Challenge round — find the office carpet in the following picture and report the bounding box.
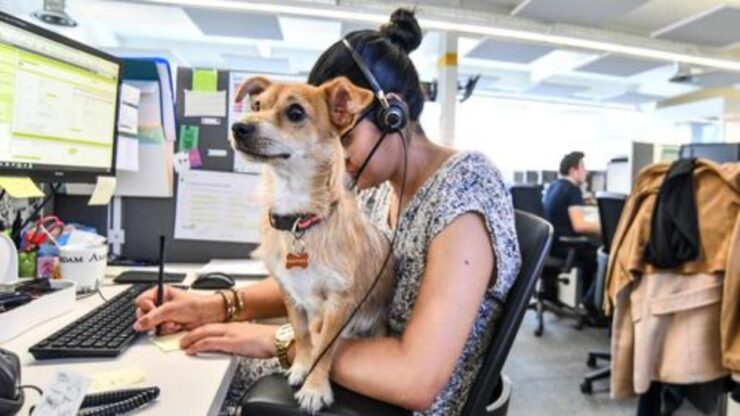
[504,312,713,416]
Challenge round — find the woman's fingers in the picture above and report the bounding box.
[184,336,233,355]
[133,302,181,332]
[180,324,227,348]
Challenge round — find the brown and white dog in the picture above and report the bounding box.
[230,76,395,413]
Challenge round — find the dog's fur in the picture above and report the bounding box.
[231,76,395,413]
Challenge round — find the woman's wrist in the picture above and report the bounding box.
[200,294,227,324]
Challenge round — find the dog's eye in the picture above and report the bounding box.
[251,100,260,112]
[286,104,306,123]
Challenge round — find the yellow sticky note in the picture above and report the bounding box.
[193,69,218,92]
[151,332,185,353]
[88,176,117,206]
[0,176,44,198]
[89,368,146,393]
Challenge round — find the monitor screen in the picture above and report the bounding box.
[0,12,121,182]
[679,143,740,164]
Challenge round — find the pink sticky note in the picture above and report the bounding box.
[188,148,202,168]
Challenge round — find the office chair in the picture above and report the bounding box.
[239,211,553,416]
[580,192,626,394]
[510,185,591,336]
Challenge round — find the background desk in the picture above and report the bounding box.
[1,263,265,416]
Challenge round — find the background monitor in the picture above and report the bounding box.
[0,11,121,183]
[679,143,740,164]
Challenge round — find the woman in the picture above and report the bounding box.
[134,9,521,415]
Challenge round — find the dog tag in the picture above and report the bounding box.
[286,252,309,269]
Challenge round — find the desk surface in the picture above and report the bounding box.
[1,263,262,416]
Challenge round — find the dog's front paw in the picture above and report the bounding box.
[295,380,333,414]
[286,362,308,387]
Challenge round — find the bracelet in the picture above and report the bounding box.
[228,288,244,319]
[216,290,235,322]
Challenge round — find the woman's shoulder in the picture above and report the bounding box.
[434,151,506,195]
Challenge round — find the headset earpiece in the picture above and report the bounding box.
[375,97,408,133]
[342,38,409,133]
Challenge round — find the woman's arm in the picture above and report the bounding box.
[330,212,496,411]
[134,276,287,333]
[235,276,288,321]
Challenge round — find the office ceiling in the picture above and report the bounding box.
[2,0,740,109]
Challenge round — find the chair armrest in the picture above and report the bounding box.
[240,374,412,416]
[558,236,592,246]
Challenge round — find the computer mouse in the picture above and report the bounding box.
[191,272,235,290]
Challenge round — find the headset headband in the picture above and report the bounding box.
[341,38,390,111]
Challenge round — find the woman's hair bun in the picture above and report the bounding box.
[379,8,423,54]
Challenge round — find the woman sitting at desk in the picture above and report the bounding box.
[133,9,520,416]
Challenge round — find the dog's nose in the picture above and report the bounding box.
[231,122,256,140]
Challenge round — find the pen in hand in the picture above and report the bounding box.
[155,235,166,336]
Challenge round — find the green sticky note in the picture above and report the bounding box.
[179,125,200,151]
[192,69,218,92]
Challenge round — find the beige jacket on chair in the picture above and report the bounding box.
[605,160,740,399]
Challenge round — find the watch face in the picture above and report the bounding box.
[277,325,294,342]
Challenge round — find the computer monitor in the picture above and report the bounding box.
[679,143,740,164]
[0,11,121,183]
[525,170,539,185]
[541,170,557,184]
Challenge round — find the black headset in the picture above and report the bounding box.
[341,38,408,133]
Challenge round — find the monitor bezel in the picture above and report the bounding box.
[0,11,121,184]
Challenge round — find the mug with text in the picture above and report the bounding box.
[59,244,108,292]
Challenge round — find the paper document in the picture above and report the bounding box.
[184,90,226,118]
[116,142,173,198]
[120,82,141,107]
[33,370,91,416]
[89,368,146,393]
[118,103,139,135]
[151,332,185,353]
[88,176,117,206]
[116,136,140,172]
[198,259,269,279]
[0,176,44,198]
[174,170,262,243]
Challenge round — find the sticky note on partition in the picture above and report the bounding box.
[88,176,117,206]
[179,125,200,152]
[0,176,44,198]
[192,69,218,92]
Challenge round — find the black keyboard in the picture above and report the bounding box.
[29,284,150,360]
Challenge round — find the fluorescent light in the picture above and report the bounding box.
[139,0,740,72]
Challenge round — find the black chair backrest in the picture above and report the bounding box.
[461,210,553,416]
[595,192,627,253]
[509,185,545,218]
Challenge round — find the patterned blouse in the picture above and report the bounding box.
[224,151,521,416]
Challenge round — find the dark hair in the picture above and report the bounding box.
[307,9,425,125]
[559,151,585,176]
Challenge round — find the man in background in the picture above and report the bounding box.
[543,151,601,311]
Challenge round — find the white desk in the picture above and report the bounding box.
[1,263,262,416]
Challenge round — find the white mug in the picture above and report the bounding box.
[59,244,108,292]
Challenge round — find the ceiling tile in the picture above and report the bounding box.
[577,55,666,77]
[183,8,283,40]
[653,5,740,48]
[466,38,556,63]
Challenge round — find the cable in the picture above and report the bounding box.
[304,129,409,380]
[97,289,109,303]
[19,384,43,396]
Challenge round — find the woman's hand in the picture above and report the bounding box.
[133,285,224,334]
[180,322,277,358]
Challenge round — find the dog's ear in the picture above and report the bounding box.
[235,76,272,104]
[323,77,374,133]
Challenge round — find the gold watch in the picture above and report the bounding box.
[275,324,295,369]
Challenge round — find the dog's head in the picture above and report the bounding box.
[230,76,373,168]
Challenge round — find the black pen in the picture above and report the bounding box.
[155,235,165,336]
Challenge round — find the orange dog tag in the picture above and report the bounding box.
[286,252,309,269]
